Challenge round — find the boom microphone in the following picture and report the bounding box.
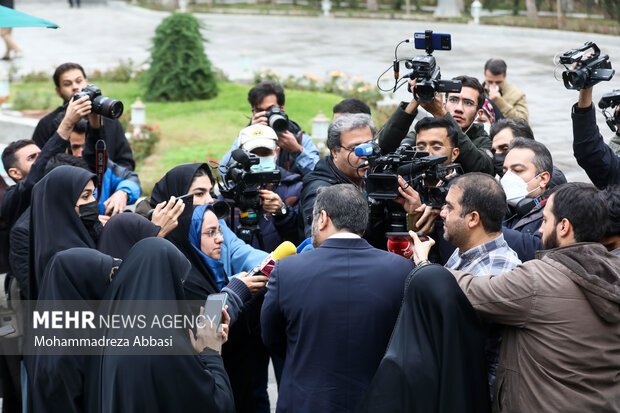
[231,148,250,167]
[247,241,297,278]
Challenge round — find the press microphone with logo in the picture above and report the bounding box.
[247,241,297,278]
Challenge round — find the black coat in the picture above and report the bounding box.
[261,237,415,413]
[357,264,491,413]
[572,103,620,187]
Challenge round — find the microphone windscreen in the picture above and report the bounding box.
[231,148,250,166]
[272,241,297,261]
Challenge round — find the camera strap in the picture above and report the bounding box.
[95,139,107,202]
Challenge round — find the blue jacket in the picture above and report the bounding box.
[220,120,319,176]
[220,218,268,278]
[261,237,415,413]
[572,103,620,188]
[96,160,141,215]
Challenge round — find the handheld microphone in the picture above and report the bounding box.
[247,241,297,278]
[354,143,374,157]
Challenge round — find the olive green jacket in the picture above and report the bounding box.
[484,80,529,122]
[378,102,494,175]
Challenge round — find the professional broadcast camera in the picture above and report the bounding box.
[73,84,124,119]
[384,30,462,102]
[557,42,615,90]
[264,106,289,134]
[218,148,281,247]
[355,138,463,234]
[599,89,620,132]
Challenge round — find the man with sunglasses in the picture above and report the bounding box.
[379,75,494,175]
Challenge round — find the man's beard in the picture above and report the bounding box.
[311,215,320,248]
[542,227,560,250]
[443,218,468,251]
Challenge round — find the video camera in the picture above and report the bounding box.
[218,148,281,247]
[557,42,615,90]
[386,30,462,102]
[73,84,124,119]
[355,138,463,233]
[599,89,620,132]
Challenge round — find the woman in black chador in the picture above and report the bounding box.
[357,264,491,413]
[88,237,235,413]
[26,248,118,413]
[30,165,101,298]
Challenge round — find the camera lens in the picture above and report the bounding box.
[92,96,124,119]
[269,115,288,134]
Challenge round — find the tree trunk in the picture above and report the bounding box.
[526,0,537,19]
[405,0,410,15]
[556,0,564,27]
[512,0,519,15]
[367,0,378,12]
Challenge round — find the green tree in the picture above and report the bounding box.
[144,13,218,102]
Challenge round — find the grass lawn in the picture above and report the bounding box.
[11,80,343,193]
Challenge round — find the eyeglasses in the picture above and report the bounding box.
[447,96,477,108]
[414,144,453,152]
[202,227,224,239]
[339,140,373,153]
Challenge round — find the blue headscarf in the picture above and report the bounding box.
[188,204,227,290]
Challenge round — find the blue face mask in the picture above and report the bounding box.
[250,156,276,172]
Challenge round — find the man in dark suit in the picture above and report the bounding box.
[261,184,415,413]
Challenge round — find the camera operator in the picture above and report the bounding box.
[236,124,302,252]
[572,87,620,187]
[31,62,135,171]
[220,81,319,177]
[301,113,435,250]
[379,76,494,175]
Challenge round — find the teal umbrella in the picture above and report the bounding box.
[0,5,58,28]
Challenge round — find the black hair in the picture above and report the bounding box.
[2,139,36,171]
[248,81,285,108]
[73,119,88,134]
[550,183,607,243]
[508,138,553,176]
[414,117,458,148]
[484,58,507,76]
[450,172,506,233]
[333,98,371,116]
[602,185,620,238]
[490,118,534,141]
[313,184,368,235]
[450,75,485,110]
[53,62,87,88]
[44,153,90,175]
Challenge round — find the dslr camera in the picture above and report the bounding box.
[73,84,124,119]
[558,42,615,90]
[263,106,289,134]
[404,31,462,102]
[599,89,620,132]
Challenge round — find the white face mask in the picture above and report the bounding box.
[476,121,491,135]
[500,170,540,206]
